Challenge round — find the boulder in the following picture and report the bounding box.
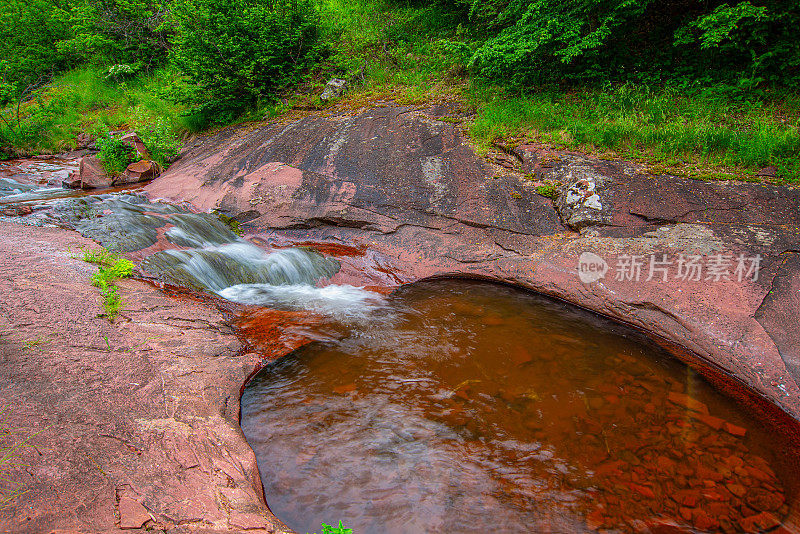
[114,159,159,185]
[78,155,112,189]
[64,169,82,188]
[119,132,150,159]
[554,160,613,230]
[320,78,347,101]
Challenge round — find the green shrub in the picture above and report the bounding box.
[95,132,138,176]
[467,0,800,91]
[169,0,326,124]
[136,118,180,167]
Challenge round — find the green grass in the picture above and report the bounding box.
[0,67,186,158]
[468,83,800,182]
[82,248,135,320]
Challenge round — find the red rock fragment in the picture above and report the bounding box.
[723,422,747,437]
[586,508,607,530]
[726,483,746,497]
[667,392,709,414]
[746,465,774,483]
[333,383,357,394]
[690,412,725,430]
[118,497,151,529]
[692,509,718,531]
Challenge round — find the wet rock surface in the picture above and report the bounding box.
[0,223,288,533]
[148,105,800,425]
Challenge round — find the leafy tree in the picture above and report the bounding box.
[57,0,172,69]
[0,0,75,101]
[169,0,325,123]
[464,0,800,91]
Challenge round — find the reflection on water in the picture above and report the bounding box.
[241,280,796,534]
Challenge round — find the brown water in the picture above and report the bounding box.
[241,280,797,534]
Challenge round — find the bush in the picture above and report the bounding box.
[136,119,180,167]
[169,0,326,124]
[95,132,138,175]
[467,0,800,91]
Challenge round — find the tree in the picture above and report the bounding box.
[169,0,325,122]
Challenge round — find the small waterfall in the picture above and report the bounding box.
[142,244,341,292]
[51,193,387,320]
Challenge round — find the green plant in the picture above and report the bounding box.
[95,132,139,176]
[83,248,135,320]
[307,521,353,534]
[136,118,180,167]
[169,0,325,125]
[535,182,560,200]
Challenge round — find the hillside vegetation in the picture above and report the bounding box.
[2,0,799,181]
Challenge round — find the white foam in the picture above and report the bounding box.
[219,283,386,321]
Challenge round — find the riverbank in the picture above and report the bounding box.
[0,223,285,532]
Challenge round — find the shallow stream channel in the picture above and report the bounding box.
[3,165,799,533]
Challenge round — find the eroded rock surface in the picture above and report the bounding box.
[148,105,800,424]
[0,223,288,533]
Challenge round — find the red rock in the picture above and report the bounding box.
[723,422,747,437]
[64,169,82,188]
[692,509,717,531]
[667,392,709,414]
[118,497,151,529]
[511,347,533,364]
[115,159,159,185]
[628,483,656,499]
[0,205,32,216]
[79,155,112,189]
[0,223,270,533]
[120,132,150,159]
[647,518,693,534]
[746,465,774,482]
[726,483,746,497]
[229,511,271,530]
[679,507,693,521]
[586,508,607,530]
[689,412,725,430]
[756,165,777,177]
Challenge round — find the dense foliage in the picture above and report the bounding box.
[169,0,325,123]
[1,0,798,180]
[463,0,800,91]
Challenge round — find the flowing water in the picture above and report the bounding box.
[241,280,797,534]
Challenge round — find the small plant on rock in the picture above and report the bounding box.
[535,182,560,200]
[83,248,135,320]
[307,521,353,534]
